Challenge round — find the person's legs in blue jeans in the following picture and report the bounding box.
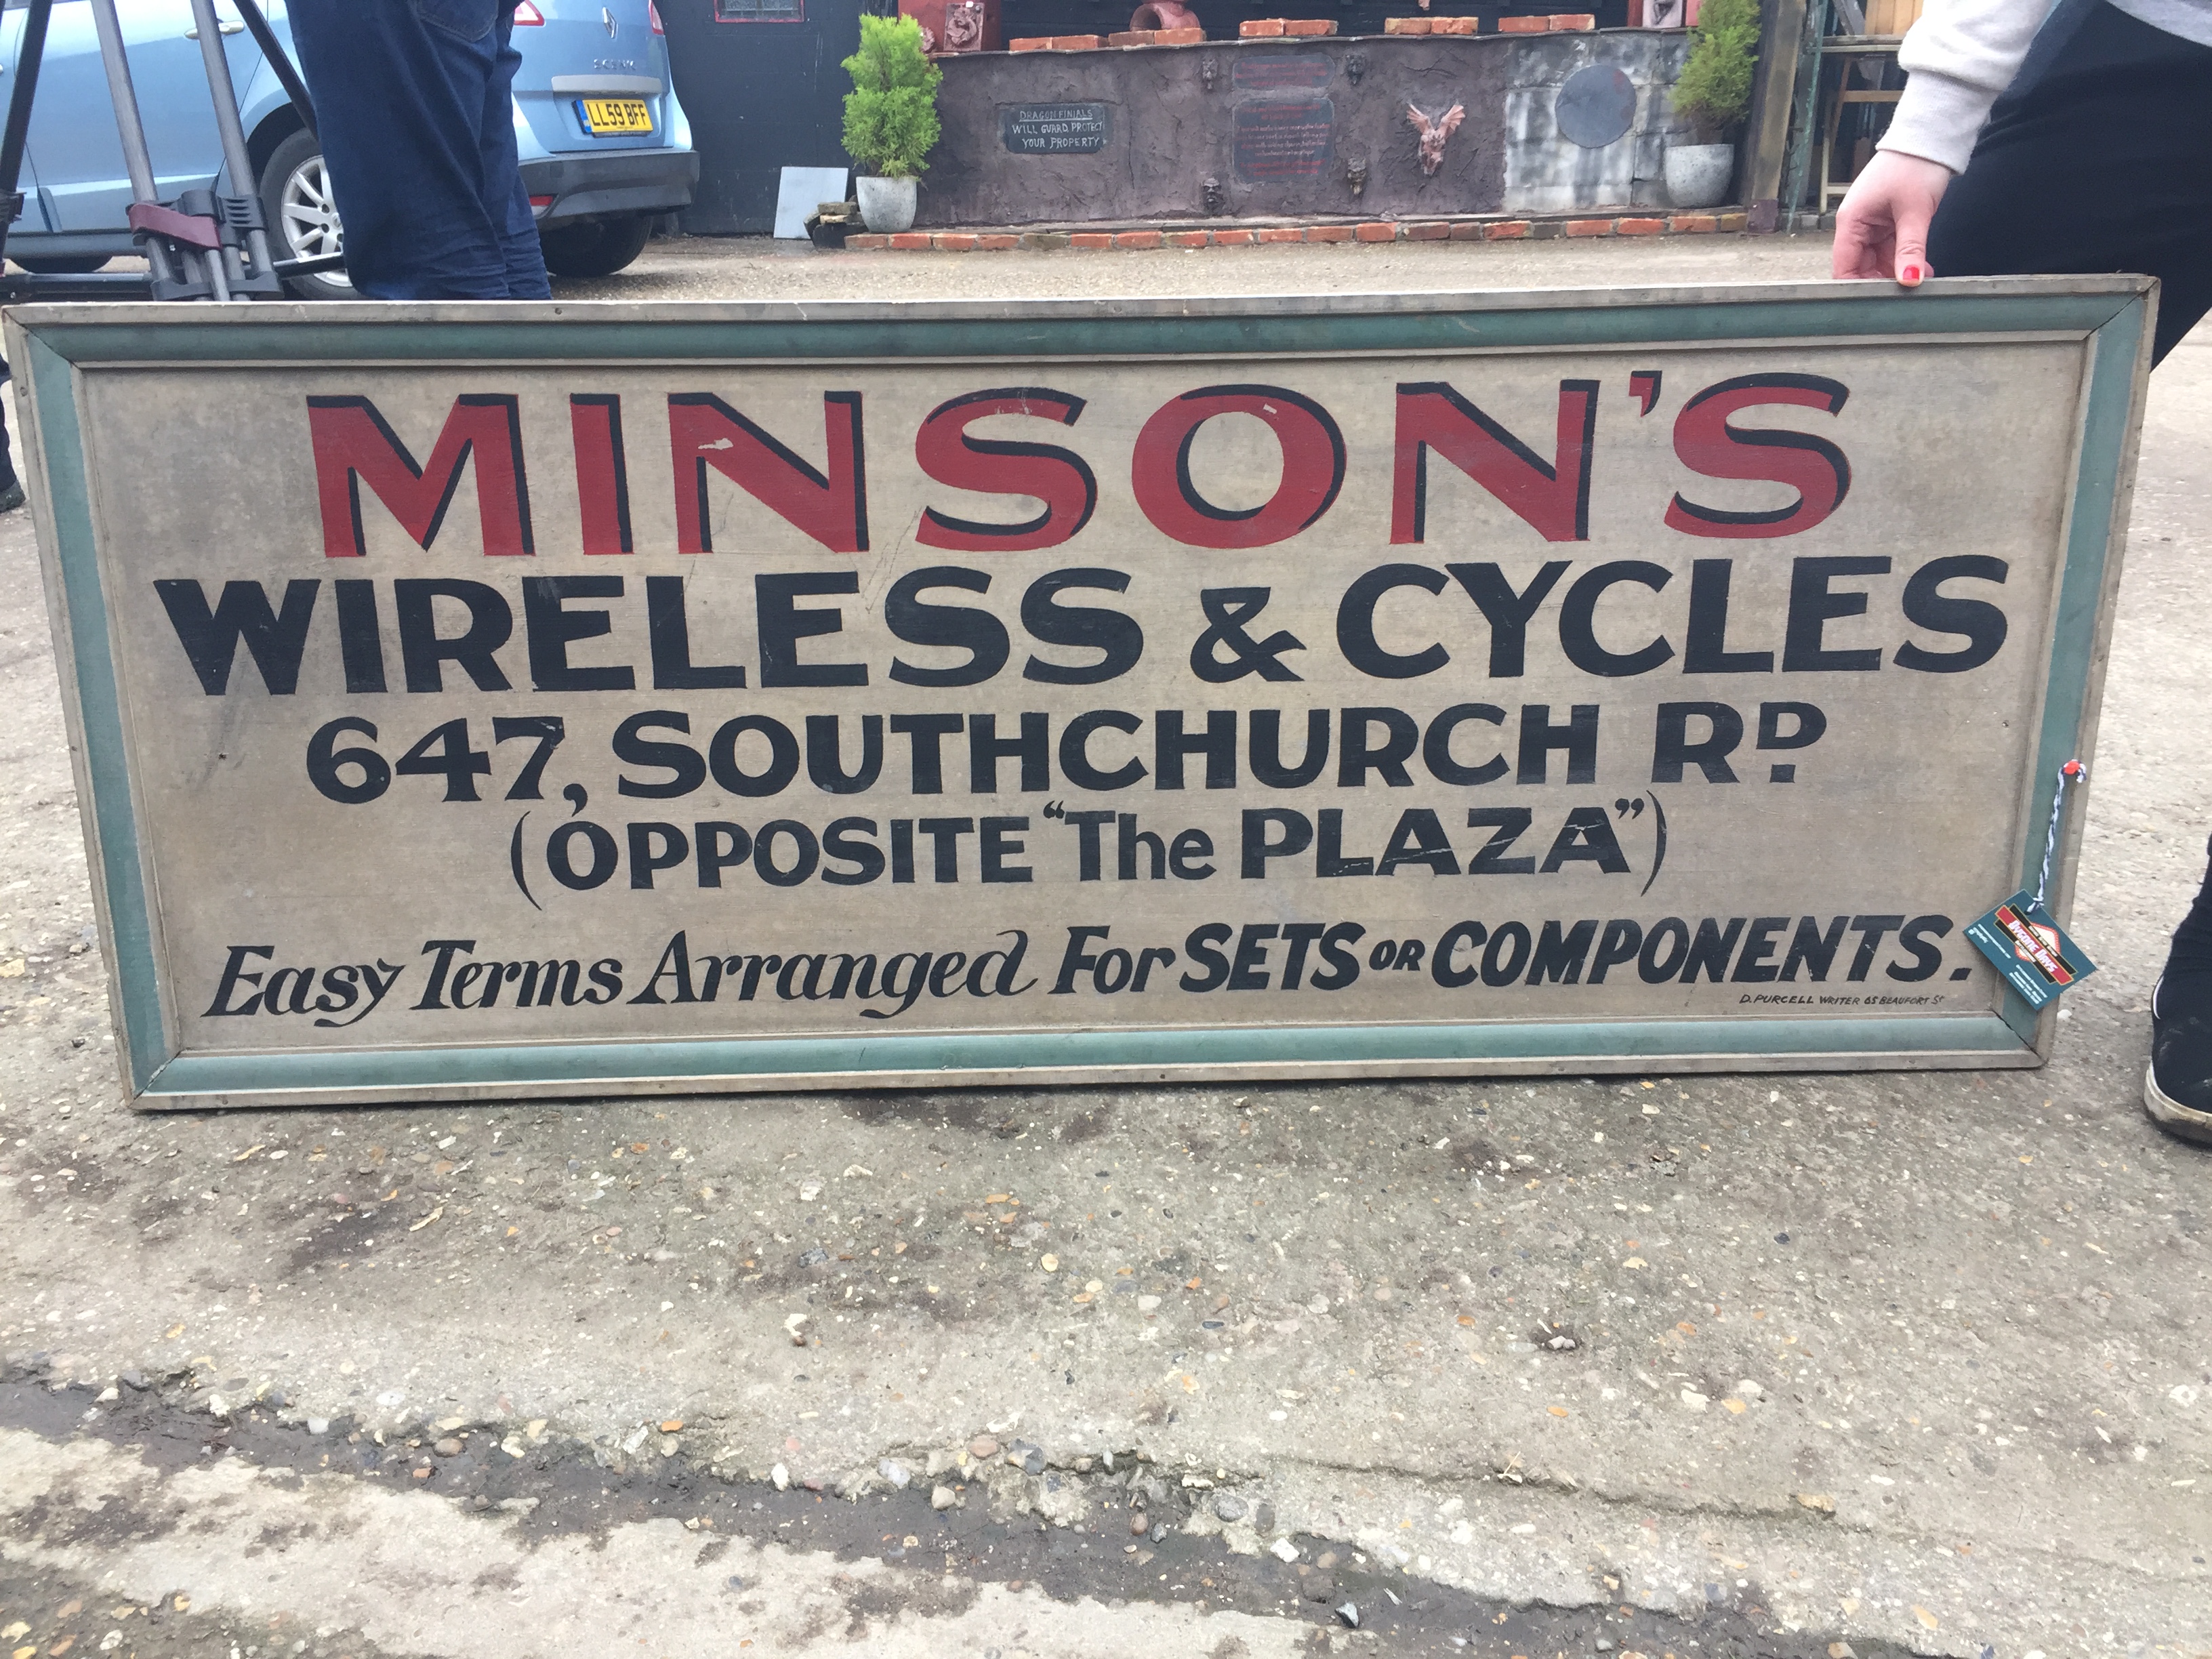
[286,0,549,299]
[485,17,550,299]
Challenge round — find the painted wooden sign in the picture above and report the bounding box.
[9,280,2150,1109]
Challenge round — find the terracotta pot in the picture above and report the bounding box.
[1129,0,1199,29]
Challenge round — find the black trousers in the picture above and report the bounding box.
[0,356,15,494]
[1936,1,2212,979]
[1927,0,2212,364]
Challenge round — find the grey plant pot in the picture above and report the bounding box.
[857,176,919,234]
[1663,143,1736,209]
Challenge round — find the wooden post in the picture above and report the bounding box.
[1741,0,1807,231]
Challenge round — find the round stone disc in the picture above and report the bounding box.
[1555,64,1637,148]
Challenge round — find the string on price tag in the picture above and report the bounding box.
[1964,760,2099,1011]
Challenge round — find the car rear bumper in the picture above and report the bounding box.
[521,149,699,225]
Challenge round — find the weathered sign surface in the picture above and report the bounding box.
[1231,97,1336,181]
[9,281,2150,1109]
[1230,56,1336,92]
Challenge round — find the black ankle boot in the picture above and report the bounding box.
[2147,834,2212,1144]
[2147,973,2212,1144]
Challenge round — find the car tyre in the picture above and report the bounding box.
[537,213,654,279]
[260,127,355,301]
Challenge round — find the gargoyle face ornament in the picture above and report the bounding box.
[1407,101,1467,175]
[942,0,983,50]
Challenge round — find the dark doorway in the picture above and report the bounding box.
[663,0,867,233]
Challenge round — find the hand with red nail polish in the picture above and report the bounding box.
[1832,150,1953,285]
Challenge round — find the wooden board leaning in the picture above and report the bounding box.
[6,277,2154,1109]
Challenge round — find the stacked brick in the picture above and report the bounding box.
[1237,17,1338,33]
[1385,11,1593,27]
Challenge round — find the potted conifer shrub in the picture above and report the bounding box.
[843,14,941,234]
[1664,0,1756,208]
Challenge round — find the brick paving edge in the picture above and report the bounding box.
[844,210,1749,251]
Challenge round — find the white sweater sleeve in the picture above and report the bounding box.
[1877,0,2048,172]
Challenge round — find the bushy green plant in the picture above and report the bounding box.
[842,15,941,178]
[1671,0,1759,141]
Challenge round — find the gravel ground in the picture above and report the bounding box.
[547,226,1839,304]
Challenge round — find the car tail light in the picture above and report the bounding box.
[649,0,665,30]
[513,1,545,22]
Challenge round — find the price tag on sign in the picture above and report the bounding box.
[1965,890,2097,1012]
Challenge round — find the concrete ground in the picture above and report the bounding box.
[1,232,2207,1659]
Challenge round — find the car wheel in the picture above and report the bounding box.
[12,255,111,274]
[260,127,354,301]
[537,214,654,279]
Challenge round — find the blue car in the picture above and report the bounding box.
[0,0,697,294]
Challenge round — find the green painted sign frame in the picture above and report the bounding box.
[7,277,2154,1109]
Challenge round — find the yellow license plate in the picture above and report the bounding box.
[578,98,653,134]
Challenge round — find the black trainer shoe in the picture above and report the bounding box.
[2145,973,2212,1144]
[0,481,24,514]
